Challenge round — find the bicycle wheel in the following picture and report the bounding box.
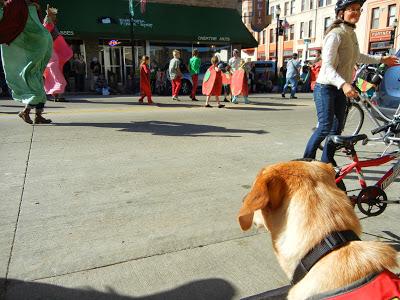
[342,101,364,136]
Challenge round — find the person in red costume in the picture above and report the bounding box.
[139,55,153,105]
[202,55,224,108]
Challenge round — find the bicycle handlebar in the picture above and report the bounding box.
[371,123,392,135]
[371,118,400,135]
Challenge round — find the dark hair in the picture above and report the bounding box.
[325,18,356,35]
[192,49,199,56]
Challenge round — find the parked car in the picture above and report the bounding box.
[252,60,276,81]
[373,49,400,119]
[161,62,212,96]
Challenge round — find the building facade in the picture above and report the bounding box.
[242,0,399,70]
[38,0,255,92]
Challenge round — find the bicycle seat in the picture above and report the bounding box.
[329,134,368,148]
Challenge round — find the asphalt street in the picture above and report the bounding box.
[1,93,399,300]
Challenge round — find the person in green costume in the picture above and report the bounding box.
[0,0,53,124]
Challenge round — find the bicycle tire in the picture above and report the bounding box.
[341,101,364,136]
[317,101,364,151]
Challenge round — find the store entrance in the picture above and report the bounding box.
[101,46,123,91]
[100,44,145,92]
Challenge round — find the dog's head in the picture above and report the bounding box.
[237,160,361,276]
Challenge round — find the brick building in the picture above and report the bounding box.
[361,0,399,55]
[242,0,398,72]
[38,0,255,92]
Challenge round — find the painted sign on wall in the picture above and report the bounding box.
[251,0,271,32]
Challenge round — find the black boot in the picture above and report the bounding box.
[18,108,33,124]
[34,111,52,124]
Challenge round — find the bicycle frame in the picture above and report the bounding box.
[336,149,400,192]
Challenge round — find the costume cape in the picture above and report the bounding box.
[231,69,249,96]
[140,64,152,96]
[43,19,73,95]
[202,66,222,96]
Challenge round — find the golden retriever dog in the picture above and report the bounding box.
[238,160,398,300]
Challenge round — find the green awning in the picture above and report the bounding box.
[38,1,258,48]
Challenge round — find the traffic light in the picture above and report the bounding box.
[390,29,396,43]
[278,20,284,36]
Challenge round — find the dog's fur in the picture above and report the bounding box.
[238,161,398,300]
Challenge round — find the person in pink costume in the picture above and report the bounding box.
[43,5,72,101]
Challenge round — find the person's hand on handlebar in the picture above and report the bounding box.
[381,55,399,67]
[342,83,359,98]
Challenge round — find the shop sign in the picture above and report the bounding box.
[197,36,231,42]
[370,30,391,42]
[108,40,122,47]
[60,30,75,36]
[119,18,153,28]
[251,0,270,32]
[370,41,392,49]
[283,50,293,56]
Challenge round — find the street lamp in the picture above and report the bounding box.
[275,6,281,83]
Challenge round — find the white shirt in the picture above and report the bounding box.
[229,57,241,71]
[317,23,382,89]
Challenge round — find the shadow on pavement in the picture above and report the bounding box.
[249,101,307,107]
[1,278,236,300]
[55,121,268,137]
[225,106,291,112]
[68,99,200,108]
[362,231,400,251]
[0,278,236,300]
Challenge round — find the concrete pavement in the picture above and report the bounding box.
[1,94,399,300]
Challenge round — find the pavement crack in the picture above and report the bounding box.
[3,125,35,296]
[31,233,263,282]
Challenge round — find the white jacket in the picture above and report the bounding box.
[317,23,382,89]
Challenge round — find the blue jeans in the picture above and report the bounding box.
[282,77,298,97]
[303,83,347,165]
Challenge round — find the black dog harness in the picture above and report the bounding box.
[291,230,360,285]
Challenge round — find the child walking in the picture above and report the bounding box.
[139,55,153,104]
[231,59,250,104]
[202,56,224,108]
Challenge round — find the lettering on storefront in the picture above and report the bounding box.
[197,36,231,42]
[119,18,153,28]
[60,30,75,36]
[370,30,391,42]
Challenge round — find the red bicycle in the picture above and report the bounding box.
[333,115,400,217]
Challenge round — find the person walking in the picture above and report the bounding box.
[231,59,250,104]
[188,48,200,101]
[43,5,73,102]
[169,49,182,101]
[202,55,224,108]
[0,0,53,124]
[138,55,153,105]
[303,0,398,165]
[281,53,301,99]
[226,49,241,103]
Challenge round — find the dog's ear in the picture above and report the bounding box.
[237,173,270,231]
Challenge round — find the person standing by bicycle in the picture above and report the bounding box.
[303,0,398,166]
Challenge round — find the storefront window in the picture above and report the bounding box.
[149,42,230,72]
